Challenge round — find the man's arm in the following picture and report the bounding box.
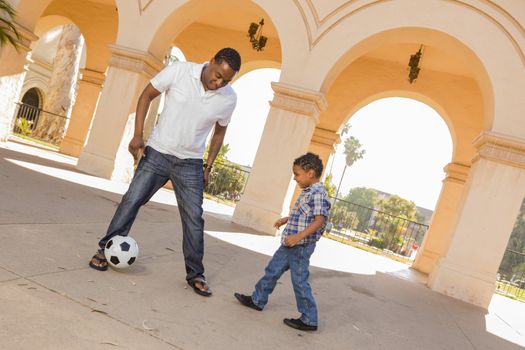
[129,83,161,161]
[203,122,228,186]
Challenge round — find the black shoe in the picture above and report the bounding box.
[283,318,317,331]
[234,293,262,311]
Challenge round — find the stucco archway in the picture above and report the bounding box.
[77,0,283,181]
[234,1,525,308]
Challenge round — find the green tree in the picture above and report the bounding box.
[374,195,417,252]
[499,197,525,277]
[0,0,20,49]
[323,174,336,198]
[330,204,359,231]
[204,143,230,164]
[327,123,350,176]
[376,195,417,220]
[342,187,378,232]
[334,135,365,199]
[203,143,247,202]
[344,187,377,208]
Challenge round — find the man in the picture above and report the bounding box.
[89,48,241,297]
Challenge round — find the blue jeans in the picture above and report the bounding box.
[251,242,318,326]
[98,146,205,281]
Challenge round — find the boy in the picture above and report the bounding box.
[234,152,331,331]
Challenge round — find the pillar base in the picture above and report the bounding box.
[232,198,280,236]
[60,136,83,157]
[429,259,495,308]
[77,150,115,180]
[412,249,440,274]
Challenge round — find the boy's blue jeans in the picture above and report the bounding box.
[252,242,318,326]
[97,146,205,281]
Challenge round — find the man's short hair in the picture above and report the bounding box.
[214,48,241,72]
[294,152,324,178]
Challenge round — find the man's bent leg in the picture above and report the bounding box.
[252,245,290,308]
[170,158,205,281]
[98,147,169,251]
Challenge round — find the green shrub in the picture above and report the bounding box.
[368,237,385,249]
[16,118,32,136]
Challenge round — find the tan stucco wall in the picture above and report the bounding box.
[40,0,117,72]
[2,0,525,309]
[322,56,484,165]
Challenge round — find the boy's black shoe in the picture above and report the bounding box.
[234,293,262,311]
[283,318,318,331]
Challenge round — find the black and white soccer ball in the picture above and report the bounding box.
[104,236,139,269]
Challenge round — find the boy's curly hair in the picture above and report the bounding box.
[293,152,323,178]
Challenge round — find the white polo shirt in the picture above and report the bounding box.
[147,61,237,159]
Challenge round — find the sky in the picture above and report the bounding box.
[224,68,281,166]
[226,70,453,211]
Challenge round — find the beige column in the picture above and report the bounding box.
[0,23,38,142]
[77,45,163,182]
[309,127,339,172]
[412,162,470,274]
[428,132,525,308]
[289,127,340,210]
[60,69,105,156]
[232,82,327,234]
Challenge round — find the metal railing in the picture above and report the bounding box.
[496,249,525,302]
[204,162,250,203]
[12,102,68,146]
[326,197,429,260]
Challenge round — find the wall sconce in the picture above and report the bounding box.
[248,18,268,51]
[408,45,423,84]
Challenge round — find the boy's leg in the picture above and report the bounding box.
[289,242,318,326]
[169,157,206,282]
[97,147,169,251]
[252,245,290,308]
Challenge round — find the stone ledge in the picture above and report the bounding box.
[270,82,327,121]
[473,131,525,169]
[108,44,164,78]
[443,162,470,183]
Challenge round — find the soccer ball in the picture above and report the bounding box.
[104,236,139,269]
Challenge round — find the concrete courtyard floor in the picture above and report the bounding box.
[0,140,524,350]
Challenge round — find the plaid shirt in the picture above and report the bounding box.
[281,182,331,245]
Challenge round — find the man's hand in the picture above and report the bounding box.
[284,234,303,247]
[274,217,288,229]
[203,166,212,187]
[128,135,145,164]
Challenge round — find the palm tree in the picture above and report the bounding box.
[0,0,20,49]
[327,123,350,176]
[334,135,365,200]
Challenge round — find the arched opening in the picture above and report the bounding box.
[21,88,42,109]
[311,27,488,278]
[225,68,281,167]
[326,97,453,262]
[198,67,281,203]
[13,88,44,136]
[5,1,118,153]
[18,22,85,146]
[121,1,284,194]
[148,45,281,203]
